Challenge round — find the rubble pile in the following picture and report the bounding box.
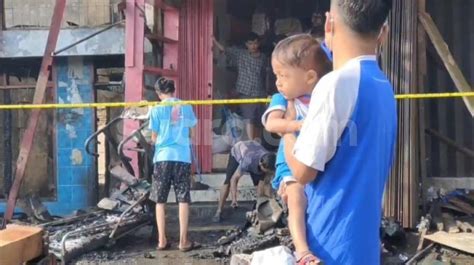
[17,180,153,264]
[407,188,474,264]
[212,197,293,259]
[43,210,151,263]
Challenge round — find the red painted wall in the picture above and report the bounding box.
[177,0,214,172]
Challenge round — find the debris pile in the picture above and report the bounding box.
[407,188,474,264]
[44,210,150,263]
[212,197,293,259]
[16,179,153,264]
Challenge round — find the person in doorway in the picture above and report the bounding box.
[213,33,269,140]
[283,1,395,264]
[262,34,332,265]
[308,12,325,38]
[149,77,200,252]
[213,140,276,222]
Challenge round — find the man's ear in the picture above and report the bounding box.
[325,12,332,34]
[377,23,389,45]
[325,12,334,50]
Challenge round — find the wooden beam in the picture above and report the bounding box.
[417,0,428,215]
[0,0,5,30]
[0,83,54,90]
[426,128,474,159]
[424,232,474,254]
[419,12,474,117]
[143,66,178,77]
[145,33,178,43]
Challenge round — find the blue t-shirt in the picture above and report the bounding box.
[149,98,197,163]
[261,93,310,189]
[293,56,397,264]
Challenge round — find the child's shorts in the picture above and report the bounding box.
[150,161,191,204]
[273,163,297,190]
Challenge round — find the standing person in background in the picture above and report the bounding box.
[308,12,325,38]
[149,78,200,252]
[213,33,269,140]
[283,0,395,264]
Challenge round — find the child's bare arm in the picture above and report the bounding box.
[285,100,297,120]
[265,110,303,134]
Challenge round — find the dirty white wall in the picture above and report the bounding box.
[4,0,120,28]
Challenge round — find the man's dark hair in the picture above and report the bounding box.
[245,32,260,42]
[333,0,392,36]
[260,153,276,172]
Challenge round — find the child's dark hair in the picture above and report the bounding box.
[332,0,391,36]
[272,34,332,77]
[260,153,276,172]
[245,32,260,43]
[154,77,175,94]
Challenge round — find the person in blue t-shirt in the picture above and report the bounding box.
[149,77,200,252]
[282,1,395,264]
[262,34,331,264]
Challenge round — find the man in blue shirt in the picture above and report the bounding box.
[283,1,396,264]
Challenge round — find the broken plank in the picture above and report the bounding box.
[442,213,460,233]
[425,128,474,159]
[440,201,469,215]
[417,228,428,251]
[419,12,474,117]
[432,213,444,232]
[406,243,434,265]
[96,68,125,75]
[449,197,474,215]
[456,221,473,233]
[0,224,44,265]
[424,232,474,254]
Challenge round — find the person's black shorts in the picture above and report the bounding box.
[239,94,265,125]
[150,161,191,203]
[224,153,262,186]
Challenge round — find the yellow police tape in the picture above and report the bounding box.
[0,92,473,110]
